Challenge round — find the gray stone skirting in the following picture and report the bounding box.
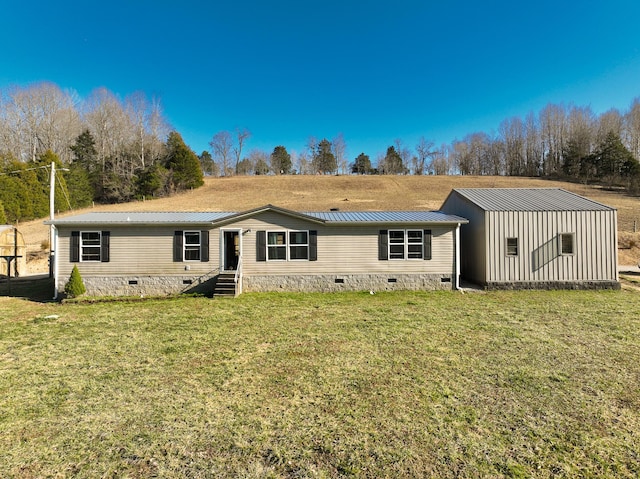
[484,280,621,291]
[69,273,455,296]
[74,274,218,297]
[243,273,454,293]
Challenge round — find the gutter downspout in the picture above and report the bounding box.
[455,223,462,291]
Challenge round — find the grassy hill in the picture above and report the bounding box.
[18,175,640,271]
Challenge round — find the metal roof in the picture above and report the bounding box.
[305,211,467,224]
[47,212,233,225]
[47,207,468,226]
[450,188,615,212]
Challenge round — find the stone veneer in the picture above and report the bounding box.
[243,273,454,293]
[73,274,217,297]
[64,273,455,297]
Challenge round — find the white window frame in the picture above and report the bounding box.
[506,237,518,256]
[183,231,201,261]
[560,233,575,256]
[288,230,309,261]
[388,229,423,260]
[267,231,287,261]
[406,229,424,259]
[80,231,101,262]
[266,230,309,261]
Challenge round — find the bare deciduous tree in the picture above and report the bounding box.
[624,98,640,159]
[332,133,347,174]
[233,127,251,175]
[0,82,82,163]
[209,130,234,176]
[415,136,435,175]
[539,103,567,176]
[431,143,451,175]
[499,117,525,176]
[597,108,624,143]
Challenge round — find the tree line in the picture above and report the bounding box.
[2,81,639,223]
[0,82,202,223]
[205,100,640,193]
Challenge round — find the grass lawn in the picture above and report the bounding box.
[1,289,639,478]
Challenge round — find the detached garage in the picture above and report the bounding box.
[441,188,619,289]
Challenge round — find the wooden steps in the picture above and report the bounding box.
[213,272,237,297]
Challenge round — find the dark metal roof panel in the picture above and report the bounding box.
[452,188,615,212]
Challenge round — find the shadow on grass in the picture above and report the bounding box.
[0,275,56,302]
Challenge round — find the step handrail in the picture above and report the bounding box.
[233,255,243,296]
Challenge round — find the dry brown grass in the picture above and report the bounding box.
[17,175,640,272]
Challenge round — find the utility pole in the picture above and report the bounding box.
[49,162,55,278]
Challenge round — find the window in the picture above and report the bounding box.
[71,230,109,263]
[268,231,308,260]
[289,231,309,260]
[388,229,424,260]
[258,230,316,262]
[560,233,575,255]
[506,237,518,256]
[407,230,424,259]
[173,230,209,262]
[184,231,201,261]
[389,230,406,259]
[81,231,102,261]
[267,231,287,260]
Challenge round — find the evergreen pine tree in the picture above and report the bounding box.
[313,139,337,174]
[270,146,292,174]
[165,132,204,190]
[64,265,86,298]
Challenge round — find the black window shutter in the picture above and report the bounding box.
[424,229,432,260]
[101,231,110,262]
[174,231,183,262]
[200,230,209,262]
[378,230,388,260]
[309,230,317,261]
[256,230,266,261]
[70,231,80,263]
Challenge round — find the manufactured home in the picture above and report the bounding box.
[440,188,619,289]
[47,205,468,297]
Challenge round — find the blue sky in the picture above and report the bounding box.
[2,0,639,160]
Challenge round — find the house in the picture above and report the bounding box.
[440,188,619,289]
[47,205,468,297]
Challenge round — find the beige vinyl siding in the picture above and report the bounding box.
[56,211,459,281]
[219,211,456,276]
[485,209,618,283]
[57,226,220,280]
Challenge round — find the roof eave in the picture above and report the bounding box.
[46,220,217,227]
[322,219,469,226]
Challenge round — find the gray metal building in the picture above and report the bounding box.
[440,188,619,289]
